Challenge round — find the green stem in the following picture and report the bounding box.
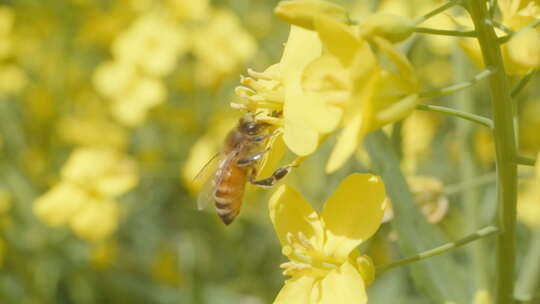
[453,50,489,292]
[443,171,533,196]
[467,1,518,303]
[419,68,495,99]
[515,225,540,302]
[511,70,538,99]
[414,27,477,37]
[376,226,499,274]
[414,0,462,25]
[515,155,536,167]
[416,104,493,128]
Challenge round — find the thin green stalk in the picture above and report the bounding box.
[413,27,477,37]
[515,155,536,167]
[416,104,493,128]
[511,70,538,99]
[443,171,534,196]
[467,1,518,303]
[376,226,499,274]
[453,50,489,292]
[515,225,540,302]
[444,172,498,196]
[414,0,462,25]
[419,68,495,99]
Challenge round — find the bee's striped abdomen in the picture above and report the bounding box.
[214,165,247,225]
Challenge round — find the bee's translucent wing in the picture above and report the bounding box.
[196,149,239,211]
[194,153,221,211]
[193,152,220,183]
[197,175,217,211]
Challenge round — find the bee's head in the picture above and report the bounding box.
[238,113,269,136]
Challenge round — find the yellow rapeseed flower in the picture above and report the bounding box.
[233,25,342,157]
[33,148,138,241]
[459,0,540,75]
[516,153,540,229]
[192,9,257,87]
[269,173,387,304]
[93,60,166,126]
[305,15,419,172]
[112,12,189,77]
[274,0,348,30]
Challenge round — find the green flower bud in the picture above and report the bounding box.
[274,0,348,30]
[360,13,414,43]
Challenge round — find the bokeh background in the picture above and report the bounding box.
[0,0,539,303]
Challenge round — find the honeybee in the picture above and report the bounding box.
[196,113,290,225]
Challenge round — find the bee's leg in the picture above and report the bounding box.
[236,150,269,167]
[248,165,292,188]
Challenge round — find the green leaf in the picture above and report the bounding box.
[365,131,469,303]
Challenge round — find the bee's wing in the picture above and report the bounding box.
[197,175,217,211]
[195,150,237,211]
[195,153,221,211]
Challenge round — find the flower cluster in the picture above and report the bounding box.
[33,148,138,241]
[234,0,420,173]
[93,3,256,127]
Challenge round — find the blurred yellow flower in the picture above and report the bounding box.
[0,6,14,59]
[57,116,128,149]
[520,98,540,153]
[401,111,440,174]
[517,153,540,229]
[168,0,210,21]
[192,9,257,87]
[269,174,386,304]
[0,64,27,95]
[33,147,138,241]
[459,0,540,75]
[93,61,166,126]
[112,12,189,77]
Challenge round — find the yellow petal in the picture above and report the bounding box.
[94,157,138,197]
[283,118,319,156]
[61,147,118,183]
[288,90,342,134]
[317,261,367,304]
[274,0,348,30]
[359,13,414,43]
[313,14,360,66]
[273,276,316,304]
[458,38,485,69]
[70,199,119,241]
[280,26,321,82]
[257,132,287,179]
[325,114,362,173]
[507,27,540,73]
[33,183,87,226]
[269,184,324,249]
[321,174,386,259]
[372,36,417,89]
